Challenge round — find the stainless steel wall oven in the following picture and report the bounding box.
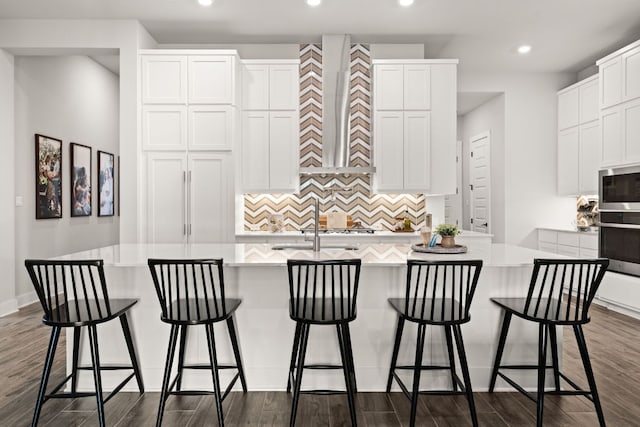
[599,165,640,276]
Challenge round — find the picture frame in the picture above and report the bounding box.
[97,150,115,217]
[70,143,92,217]
[117,156,120,216]
[35,134,62,219]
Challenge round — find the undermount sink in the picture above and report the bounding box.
[271,243,358,251]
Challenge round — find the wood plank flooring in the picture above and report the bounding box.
[1,302,639,426]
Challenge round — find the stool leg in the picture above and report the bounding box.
[343,323,358,393]
[489,311,512,392]
[120,313,145,392]
[227,315,248,393]
[175,325,188,392]
[574,325,606,427]
[157,325,179,427]
[205,324,224,427]
[453,325,478,427]
[444,325,458,391]
[410,323,427,427]
[338,324,358,427]
[548,324,561,392]
[536,323,548,427]
[287,322,302,393]
[31,326,61,427]
[88,325,106,427]
[71,326,81,394]
[290,323,310,427]
[386,315,405,392]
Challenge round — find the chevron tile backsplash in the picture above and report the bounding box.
[243,44,426,231]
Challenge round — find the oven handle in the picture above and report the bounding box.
[600,223,640,230]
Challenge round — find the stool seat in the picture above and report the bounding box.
[490,297,591,325]
[162,298,242,325]
[289,298,356,324]
[388,298,467,324]
[42,298,138,327]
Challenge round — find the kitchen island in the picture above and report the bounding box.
[54,243,564,392]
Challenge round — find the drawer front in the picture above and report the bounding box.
[538,230,558,244]
[579,234,598,250]
[538,242,558,254]
[557,244,580,257]
[579,248,599,258]
[557,232,580,247]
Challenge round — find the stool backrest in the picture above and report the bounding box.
[404,259,483,322]
[287,259,362,322]
[147,258,227,321]
[24,259,111,321]
[525,258,608,322]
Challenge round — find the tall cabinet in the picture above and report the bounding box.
[372,60,457,194]
[140,51,239,243]
[557,75,599,195]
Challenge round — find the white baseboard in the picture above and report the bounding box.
[0,298,18,317]
[594,297,640,320]
[17,291,38,308]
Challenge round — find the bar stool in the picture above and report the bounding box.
[147,258,247,427]
[387,259,483,427]
[24,259,144,427]
[286,259,361,427]
[488,258,609,427]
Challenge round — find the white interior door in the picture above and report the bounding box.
[470,132,491,233]
[445,141,463,226]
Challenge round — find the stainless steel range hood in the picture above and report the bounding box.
[300,35,375,175]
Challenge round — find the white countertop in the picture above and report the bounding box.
[235,229,494,238]
[53,243,562,268]
[538,226,598,235]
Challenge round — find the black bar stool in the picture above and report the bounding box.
[24,259,144,427]
[387,259,483,427]
[147,258,247,427]
[488,258,609,427]
[286,259,361,427]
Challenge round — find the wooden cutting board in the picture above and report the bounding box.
[319,214,353,229]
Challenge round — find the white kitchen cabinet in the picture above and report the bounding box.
[269,64,299,110]
[557,127,579,195]
[187,105,233,151]
[537,228,599,260]
[147,152,233,244]
[403,111,431,190]
[242,61,299,110]
[579,121,600,194]
[623,97,640,163]
[373,64,404,110]
[142,105,187,151]
[188,55,234,105]
[622,45,640,102]
[403,64,431,110]
[579,78,599,123]
[601,106,622,165]
[558,87,579,130]
[373,111,404,191]
[242,63,269,110]
[599,57,622,109]
[141,56,187,104]
[241,111,269,191]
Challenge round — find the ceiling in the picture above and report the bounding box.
[1,0,639,73]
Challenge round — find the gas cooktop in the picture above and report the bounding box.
[300,228,376,234]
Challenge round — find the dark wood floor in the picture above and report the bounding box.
[1,303,639,426]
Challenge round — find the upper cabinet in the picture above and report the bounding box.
[240,60,300,193]
[188,56,234,105]
[597,39,640,167]
[142,56,187,104]
[372,60,457,194]
[557,75,600,195]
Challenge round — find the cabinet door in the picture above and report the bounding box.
[403,111,431,191]
[242,63,269,110]
[601,107,623,166]
[188,105,233,151]
[188,153,233,243]
[270,64,299,110]
[600,57,622,109]
[374,65,403,110]
[141,56,187,104]
[538,242,558,254]
[558,87,579,130]
[557,127,579,195]
[188,56,233,104]
[557,244,580,257]
[579,79,599,124]
[624,97,640,163]
[142,105,187,151]
[579,122,600,194]
[147,153,187,243]
[241,111,270,192]
[404,64,431,110]
[373,111,404,191]
[623,46,640,102]
[269,111,299,192]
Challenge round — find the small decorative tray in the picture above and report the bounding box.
[411,243,468,254]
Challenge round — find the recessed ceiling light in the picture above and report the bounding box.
[307,0,321,6]
[517,45,532,54]
[198,0,213,6]
[399,0,414,6]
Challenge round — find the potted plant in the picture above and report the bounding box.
[435,224,460,248]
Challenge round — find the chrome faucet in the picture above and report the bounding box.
[313,197,321,252]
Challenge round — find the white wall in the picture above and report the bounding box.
[0,49,16,315]
[460,94,506,242]
[458,71,576,248]
[13,55,120,303]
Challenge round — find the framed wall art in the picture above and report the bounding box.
[70,143,92,217]
[35,134,62,219]
[98,150,115,217]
